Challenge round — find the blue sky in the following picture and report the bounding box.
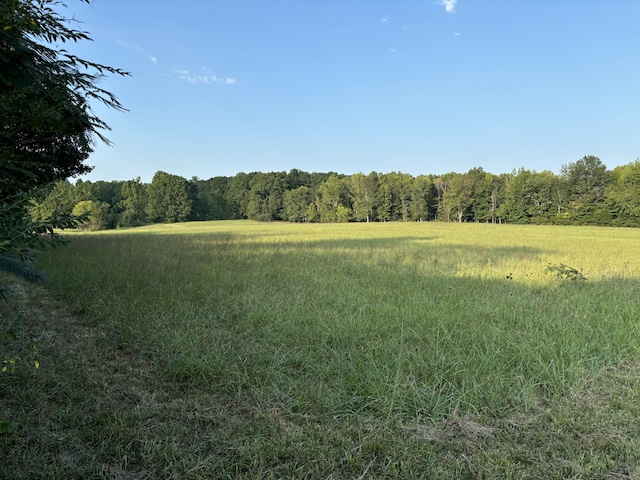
[69,0,640,182]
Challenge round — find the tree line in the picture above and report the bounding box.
[28,155,640,230]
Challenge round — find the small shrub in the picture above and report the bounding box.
[546,263,587,281]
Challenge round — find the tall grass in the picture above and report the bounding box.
[37,221,640,422]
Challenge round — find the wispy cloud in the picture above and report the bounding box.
[170,67,236,85]
[117,40,235,85]
[117,40,158,65]
[380,15,390,23]
[440,0,457,13]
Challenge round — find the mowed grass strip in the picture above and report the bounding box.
[3,220,640,478]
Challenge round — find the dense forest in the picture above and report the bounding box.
[29,155,640,230]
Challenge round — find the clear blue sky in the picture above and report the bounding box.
[68,0,640,183]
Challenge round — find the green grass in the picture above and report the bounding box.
[3,221,640,478]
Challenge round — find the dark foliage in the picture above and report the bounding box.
[0,0,128,196]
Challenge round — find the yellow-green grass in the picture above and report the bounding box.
[3,221,640,478]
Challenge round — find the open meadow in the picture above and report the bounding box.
[3,220,640,479]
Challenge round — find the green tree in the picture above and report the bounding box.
[447,172,475,223]
[146,171,192,223]
[245,172,287,221]
[27,180,78,222]
[118,177,148,226]
[409,175,434,222]
[527,171,564,224]
[499,169,565,224]
[348,172,378,222]
[186,177,209,221]
[188,176,235,220]
[466,168,501,223]
[308,172,332,189]
[226,172,252,218]
[87,180,122,207]
[499,169,534,224]
[0,0,128,196]
[73,179,122,228]
[72,200,109,231]
[377,180,393,222]
[433,175,451,221]
[499,169,531,224]
[317,174,351,222]
[283,186,312,222]
[286,168,312,190]
[377,172,413,221]
[561,155,610,223]
[306,202,320,223]
[606,160,640,226]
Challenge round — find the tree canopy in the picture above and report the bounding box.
[0,0,128,196]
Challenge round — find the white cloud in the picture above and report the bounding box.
[118,40,158,65]
[440,0,457,13]
[170,67,236,85]
[380,15,390,23]
[117,41,234,85]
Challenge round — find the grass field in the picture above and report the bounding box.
[3,220,640,478]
